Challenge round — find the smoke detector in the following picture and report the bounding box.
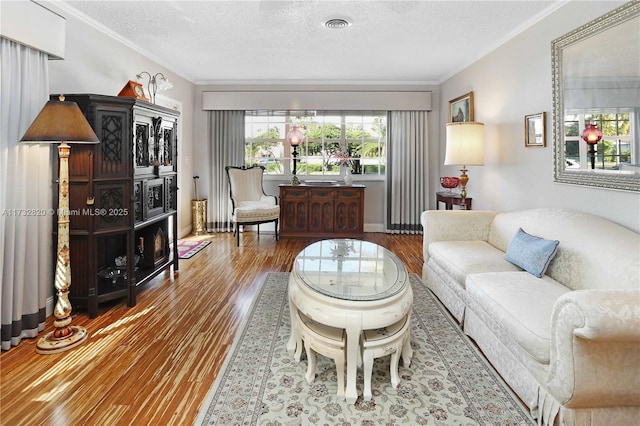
[323,17,352,30]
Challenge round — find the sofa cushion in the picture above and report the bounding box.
[466,271,570,364]
[428,240,521,287]
[232,201,280,222]
[505,228,559,278]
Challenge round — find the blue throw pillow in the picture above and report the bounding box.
[505,228,559,278]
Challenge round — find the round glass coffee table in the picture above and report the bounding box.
[287,239,413,403]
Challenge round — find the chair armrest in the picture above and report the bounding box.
[260,194,278,205]
[421,210,499,263]
[546,290,640,407]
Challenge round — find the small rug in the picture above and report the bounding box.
[195,272,534,425]
[177,240,211,259]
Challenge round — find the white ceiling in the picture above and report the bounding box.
[60,0,562,85]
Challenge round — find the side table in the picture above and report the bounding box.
[436,192,472,210]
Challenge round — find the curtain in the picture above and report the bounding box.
[386,111,429,234]
[0,38,52,350]
[207,110,245,232]
[633,108,639,165]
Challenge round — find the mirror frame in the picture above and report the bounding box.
[552,1,640,192]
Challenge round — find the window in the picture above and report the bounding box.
[245,111,387,177]
[564,112,633,170]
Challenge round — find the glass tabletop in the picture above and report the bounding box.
[293,239,408,301]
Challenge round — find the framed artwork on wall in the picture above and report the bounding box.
[525,112,546,147]
[449,91,474,122]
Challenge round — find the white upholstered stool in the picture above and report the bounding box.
[293,309,346,399]
[361,314,412,401]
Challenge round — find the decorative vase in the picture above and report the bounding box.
[342,164,353,185]
[191,199,207,235]
[440,176,459,194]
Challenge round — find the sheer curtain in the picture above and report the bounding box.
[386,111,429,234]
[207,110,245,232]
[0,38,52,350]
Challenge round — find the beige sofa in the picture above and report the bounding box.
[421,208,640,426]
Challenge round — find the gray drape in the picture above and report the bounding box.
[207,110,245,232]
[386,111,429,234]
[633,109,640,165]
[1,38,52,350]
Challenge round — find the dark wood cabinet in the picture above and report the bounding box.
[59,94,179,318]
[279,184,365,238]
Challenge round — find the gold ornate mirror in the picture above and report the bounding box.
[552,1,639,191]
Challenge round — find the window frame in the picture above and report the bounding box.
[244,111,387,180]
[563,111,634,170]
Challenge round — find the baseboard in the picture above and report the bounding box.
[364,223,385,232]
[179,224,192,239]
[46,296,54,317]
[181,223,386,235]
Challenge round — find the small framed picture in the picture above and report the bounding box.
[449,92,474,122]
[524,112,546,147]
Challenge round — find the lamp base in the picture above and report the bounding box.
[588,143,597,170]
[459,165,469,210]
[35,326,88,355]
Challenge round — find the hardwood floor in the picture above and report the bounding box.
[0,232,423,425]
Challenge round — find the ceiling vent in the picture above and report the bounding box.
[323,17,352,30]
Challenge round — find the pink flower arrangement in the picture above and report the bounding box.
[331,149,352,167]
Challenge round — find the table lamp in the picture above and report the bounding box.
[21,95,100,354]
[287,125,304,185]
[444,122,484,209]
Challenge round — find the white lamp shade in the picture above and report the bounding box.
[445,122,484,166]
[157,75,173,90]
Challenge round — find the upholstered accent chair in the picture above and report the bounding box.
[225,165,280,246]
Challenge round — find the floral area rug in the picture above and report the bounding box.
[177,240,211,259]
[195,272,534,425]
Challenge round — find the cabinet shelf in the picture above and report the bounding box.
[97,281,128,301]
[93,226,133,236]
[134,210,176,229]
[135,253,175,288]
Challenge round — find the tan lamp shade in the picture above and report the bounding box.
[444,122,484,166]
[20,95,99,144]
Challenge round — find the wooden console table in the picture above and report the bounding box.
[436,192,472,210]
[279,184,365,238]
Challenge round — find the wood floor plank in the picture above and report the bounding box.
[0,232,423,425]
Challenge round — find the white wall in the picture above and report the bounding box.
[440,0,640,232]
[44,2,197,237]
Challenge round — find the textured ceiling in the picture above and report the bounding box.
[60,0,561,84]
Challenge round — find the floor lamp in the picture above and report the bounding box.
[444,122,484,210]
[21,95,100,354]
[581,123,602,170]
